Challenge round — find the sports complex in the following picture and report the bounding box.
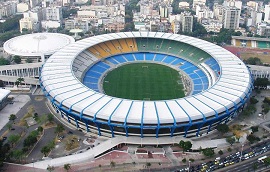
[40,32,253,138]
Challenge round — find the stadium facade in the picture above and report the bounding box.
[40,32,253,138]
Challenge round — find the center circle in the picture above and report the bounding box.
[102,62,185,100]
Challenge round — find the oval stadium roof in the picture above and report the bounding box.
[40,32,253,125]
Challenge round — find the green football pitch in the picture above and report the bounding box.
[103,63,185,100]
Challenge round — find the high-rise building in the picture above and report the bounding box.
[159,4,168,18]
[181,11,193,33]
[223,0,242,10]
[265,5,270,23]
[222,6,240,30]
[46,6,62,22]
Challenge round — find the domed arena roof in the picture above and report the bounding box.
[3,33,75,56]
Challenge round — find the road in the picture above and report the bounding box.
[27,127,56,162]
[217,151,270,172]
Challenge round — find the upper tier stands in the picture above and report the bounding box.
[82,53,209,95]
[86,38,211,65]
[88,38,138,58]
[135,38,211,64]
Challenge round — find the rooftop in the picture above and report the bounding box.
[3,33,75,57]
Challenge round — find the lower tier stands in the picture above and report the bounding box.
[82,52,212,95]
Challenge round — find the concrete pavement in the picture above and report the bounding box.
[0,95,30,131]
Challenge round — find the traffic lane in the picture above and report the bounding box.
[217,151,270,172]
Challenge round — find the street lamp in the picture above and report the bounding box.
[32,158,34,168]
[188,160,191,172]
[240,144,244,162]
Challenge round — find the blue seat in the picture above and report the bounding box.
[201,77,208,83]
[83,77,99,83]
[203,83,209,89]
[96,61,110,69]
[189,73,200,79]
[90,65,107,73]
[183,66,198,74]
[192,90,201,95]
[171,58,185,65]
[179,62,193,70]
[145,53,155,61]
[195,70,205,77]
[193,79,202,85]
[134,53,144,60]
[113,55,127,63]
[194,84,203,90]
[85,71,101,78]
[89,83,98,90]
[154,54,166,62]
[106,57,119,64]
[163,55,176,64]
[123,54,135,61]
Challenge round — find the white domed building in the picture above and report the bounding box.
[4,33,75,63]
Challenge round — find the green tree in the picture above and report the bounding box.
[13,55,21,64]
[110,161,116,168]
[23,134,37,148]
[250,97,258,104]
[9,114,16,123]
[146,162,151,168]
[0,141,10,167]
[182,158,187,163]
[218,150,223,155]
[64,163,71,171]
[15,77,24,87]
[41,146,51,157]
[254,78,269,88]
[47,113,54,123]
[216,124,229,134]
[226,136,235,146]
[0,80,4,87]
[25,58,33,63]
[202,148,215,157]
[227,147,232,152]
[251,126,259,133]
[264,157,270,166]
[247,134,260,144]
[7,123,12,130]
[179,140,192,152]
[10,149,24,161]
[0,57,10,66]
[47,165,55,172]
[8,134,20,147]
[55,124,65,135]
[243,57,262,65]
[37,126,43,133]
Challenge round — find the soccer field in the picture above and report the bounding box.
[103,63,185,100]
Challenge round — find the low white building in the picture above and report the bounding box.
[202,20,222,33]
[41,20,61,29]
[179,2,189,8]
[17,3,29,13]
[0,89,10,110]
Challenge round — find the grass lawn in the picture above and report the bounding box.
[240,52,270,64]
[103,63,184,100]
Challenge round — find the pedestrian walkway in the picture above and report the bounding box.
[163,146,180,166]
[24,135,231,169]
[0,95,30,131]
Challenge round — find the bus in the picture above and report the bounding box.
[258,156,267,162]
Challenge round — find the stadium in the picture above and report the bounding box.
[40,32,253,138]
